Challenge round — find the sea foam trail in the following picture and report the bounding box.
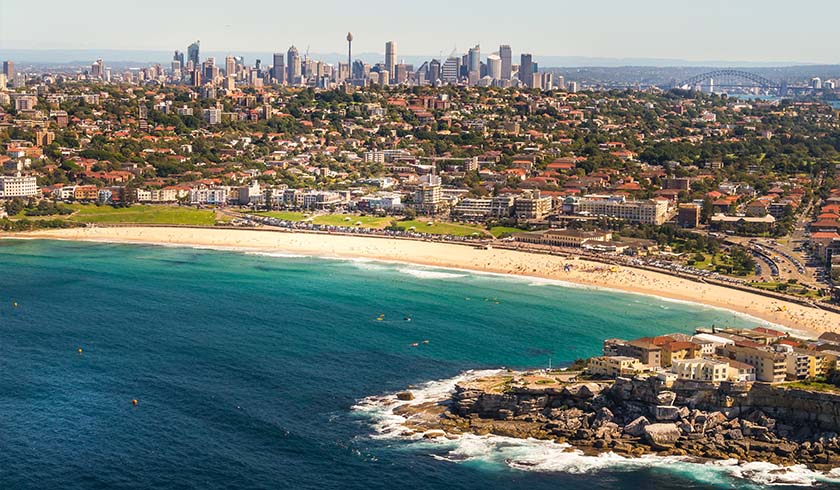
[352,371,840,487]
[396,268,467,280]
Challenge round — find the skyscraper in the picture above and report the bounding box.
[187,41,200,68]
[429,59,441,85]
[499,45,512,80]
[468,45,481,75]
[225,56,236,77]
[173,50,185,67]
[385,41,397,78]
[519,53,534,87]
[90,59,105,79]
[3,60,15,83]
[287,46,301,84]
[441,57,460,83]
[272,52,286,83]
[487,54,502,80]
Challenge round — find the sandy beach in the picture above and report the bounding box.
[16,226,840,335]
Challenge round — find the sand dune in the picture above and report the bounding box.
[18,226,840,335]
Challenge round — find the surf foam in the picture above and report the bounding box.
[353,370,840,487]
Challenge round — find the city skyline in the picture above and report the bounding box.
[2,0,840,64]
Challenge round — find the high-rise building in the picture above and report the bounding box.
[499,45,512,80]
[272,52,286,83]
[385,41,397,77]
[173,50,185,67]
[287,46,301,84]
[187,41,200,67]
[429,59,441,84]
[90,59,105,79]
[519,53,534,87]
[225,56,236,77]
[394,64,408,84]
[486,54,502,80]
[468,45,481,76]
[441,57,460,83]
[3,60,15,83]
[352,60,368,81]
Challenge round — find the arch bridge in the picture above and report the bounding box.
[676,70,780,90]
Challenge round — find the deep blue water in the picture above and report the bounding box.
[0,240,818,489]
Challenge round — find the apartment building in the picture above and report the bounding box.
[718,342,787,383]
[0,174,38,198]
[566,194,670,225]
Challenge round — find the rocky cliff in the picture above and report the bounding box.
[431,373,840,470]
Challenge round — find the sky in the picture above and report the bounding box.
[1,0,839,64]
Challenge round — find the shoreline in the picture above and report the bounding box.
[13,226,840,335]
[353,369,840,486]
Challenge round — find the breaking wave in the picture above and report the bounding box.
[353,371,840,487]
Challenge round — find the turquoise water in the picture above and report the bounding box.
[0,240,807,489]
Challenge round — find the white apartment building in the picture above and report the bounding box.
[189,187,229,205]
[452,198,492,219]
[567,195,670,225]
[0,174,39,198]
[672,358,731,383]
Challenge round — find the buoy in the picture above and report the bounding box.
[12,302,18,308]
[77,348,83,354]
[132,399,138,406]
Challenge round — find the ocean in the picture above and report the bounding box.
[0,239,833,489]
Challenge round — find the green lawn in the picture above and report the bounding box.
[785,380,840,393]
[396,219,489,237]
[312,214,392,228]
[254,211,307,221]
[490,226,524,238]
[749,281,826,300]
[69,204,216,225]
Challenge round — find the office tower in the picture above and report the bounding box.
[346,32,353,74]
[385,41,397,77]
[468,45,481,76]
[187,41,200,67]
[499,45,512,80]
[429,59,441,84]
[486,53,501,80]
[352,60,369,81]
[191,69,202,87]
[441,57,460,83]
[287,46,301,84]
[90,59,105,78]
[391,64,406,84]
[3,60,15,82]
[225,56,236,77]
[272,52,285,83]
[519,53,534,87]
[173,50,185,67]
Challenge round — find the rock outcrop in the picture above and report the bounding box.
[403,372,840,470]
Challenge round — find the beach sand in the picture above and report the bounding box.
[18,226,840,335]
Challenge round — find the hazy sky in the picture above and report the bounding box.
[1,0,838,63]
